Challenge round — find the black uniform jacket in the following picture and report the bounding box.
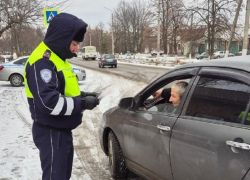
[25,13,88,129]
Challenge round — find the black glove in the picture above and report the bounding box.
[81,91,98,98]
[82,96,100,110]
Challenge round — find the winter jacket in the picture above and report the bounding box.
[24,13,88,129]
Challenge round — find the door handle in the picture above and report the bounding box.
[157,125,170,131]
[226,140,250,150]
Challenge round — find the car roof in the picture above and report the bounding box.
[11,56,29,62]
[173,56,250,73]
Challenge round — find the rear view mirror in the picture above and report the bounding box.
[119,97,135,109]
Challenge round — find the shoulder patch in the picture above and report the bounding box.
[43,50,51,59]
[40,69,52,83]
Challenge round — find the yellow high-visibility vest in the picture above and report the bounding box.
[24,41,80,98]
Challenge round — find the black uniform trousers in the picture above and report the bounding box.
[32,121,74,180]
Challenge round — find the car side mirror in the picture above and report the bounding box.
[118,97,135,110]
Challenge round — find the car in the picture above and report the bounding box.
[235,50,250,56]
[213,51,234,58]
[72,67,86,81]
[0,56,85,87]
[151,50,164,56]
[0,56,29,87]
[195,52,209,59]
[99,56,250,180]
[98,54,117,68]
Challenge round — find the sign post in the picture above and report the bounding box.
[43,9,60,26]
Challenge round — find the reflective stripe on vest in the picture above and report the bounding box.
[24,42,80,98]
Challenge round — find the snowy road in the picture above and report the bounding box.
[0,67,147,180]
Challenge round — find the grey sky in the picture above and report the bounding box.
[64,0,137,28]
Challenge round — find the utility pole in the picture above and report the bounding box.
[89,31,91,46]
[242,0,250,56]
[157,0,161,61]
[225,0,243,57]
[104,6,115,54]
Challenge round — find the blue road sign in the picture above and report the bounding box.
[43,9,59,26]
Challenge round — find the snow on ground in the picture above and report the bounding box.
[0,67,147,180]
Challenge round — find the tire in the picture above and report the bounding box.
[108,131,128,179]
[114,65,117,68]
[10,74,23,87]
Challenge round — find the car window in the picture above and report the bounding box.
[13,58,28,65]
[143,78,191,114]
[186,76,250,124]
[105,54,114,58]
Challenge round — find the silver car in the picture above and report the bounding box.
[0,56,29,87]
[99,56,250,180]
[72,67,86,81]
[0,56,86,87]
[195,52,209,59]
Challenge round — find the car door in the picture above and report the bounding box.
[170,67,250,180]
[13,57,28,75]
[121,67,199,180]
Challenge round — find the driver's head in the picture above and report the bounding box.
[169,81,188,107]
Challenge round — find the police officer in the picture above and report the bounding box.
[24,13,99,180]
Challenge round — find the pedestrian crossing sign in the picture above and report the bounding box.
[43,9,60,26]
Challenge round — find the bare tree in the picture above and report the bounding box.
[113,0,152,53]
[0,0,72,54]
[190,0,238,58]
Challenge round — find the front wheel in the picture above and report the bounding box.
[10,74,23,87]
[108,131,128,179]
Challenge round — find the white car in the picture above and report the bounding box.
[72,67,86,81]
[213,51,234,59]
[151,50,164,56]
[0,56,86,87]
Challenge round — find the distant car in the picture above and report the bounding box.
[0,56,85,87]
[72,67,86,81]
[98,54,117,68]
[151,50,164,56]
[195,52,209,59]
[235,50,250,56]
[99,56,250,180]
[0,56,29,87]
[213,51,234,58]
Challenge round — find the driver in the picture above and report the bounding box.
[151,81,188,113]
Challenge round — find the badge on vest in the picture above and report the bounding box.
[40,69,52,83]
[43,50,51,59]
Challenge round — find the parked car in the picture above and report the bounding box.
[235,50,250,56]
[151,50,164,56]
[98,54,117,68]
[213,51,234,58]
[0,56,85,87]
[99,56,250,180]
[72,67,86,81]
[195,52,209,59]
[0,56,29,86]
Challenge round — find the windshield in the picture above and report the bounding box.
[105,54,114,58]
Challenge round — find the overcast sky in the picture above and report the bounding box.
[63,0,149,28]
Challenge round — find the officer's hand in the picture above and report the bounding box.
[82,96,99,110]
[81,91,98,97]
